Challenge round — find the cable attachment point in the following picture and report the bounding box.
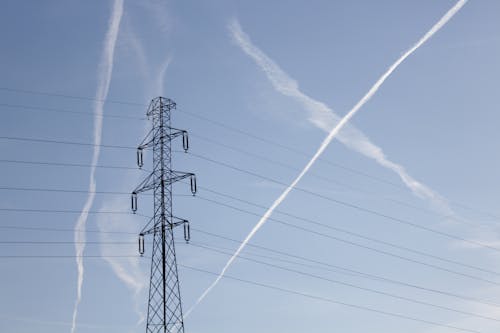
[131,192,138,213]
[137,148,144,168]
[190,175,197,196]
[138,233,145,255]
[182,131,189,153]
[183,221,190,243]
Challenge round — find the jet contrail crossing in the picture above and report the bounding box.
[185,0,468,317]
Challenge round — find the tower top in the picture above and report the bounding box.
[146,96,176,117]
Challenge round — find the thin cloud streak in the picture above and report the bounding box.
[228,18,453,216]
[186,0,468,316]
[97,198,147,326]
[96,54,171,324]
[71,1,123,333]
[97,5,171,325]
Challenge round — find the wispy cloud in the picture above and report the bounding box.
[156,56,172,97]
[228,18,454,216]
[97,197,147,326]
[96,1,172,326]
[97,51,170,325]
[186,0,468,316]
[123,23,172,99]
[420,286,500,333]
[71,1,124,332]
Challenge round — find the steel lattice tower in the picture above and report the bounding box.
[131,97,196,333]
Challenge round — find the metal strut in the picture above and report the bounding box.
[131,97,196,333]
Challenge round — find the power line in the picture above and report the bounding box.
[0,158,144,171]
[0,208,149,216]
[0,135,135,150]
[0,186,141,196]
[1,176,498,279]
[2,86,498,221]
[0,87,145,107]
[0,247,485,331]
[0,102,144,120]
[4,237,497,323]
[194,195,500,287]
[3,224,500,311]
[0,241,135,245]
[0,150,489,234]
[0,185,157,197]
[3,217,499,309]
[189,229,500,309]
[0,255,140,259]
[191,184,500,277]
[3,134,494,251]
[180,264,483,333]
[1,159,498,281]
[4,215,500,313]
[191,132,391,194]
[1,132,498,231]
[186,242,500,322]
[191,133,489,229]
[0,154,479,232]
[3,179,496,278]
[0,225,137,234]
[187,151,500,253]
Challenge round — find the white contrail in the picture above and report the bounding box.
[96,55,171,326]
[96,4,172,325]
[228,18,452,216]
[71,1,123,332]
[185,0,468,316]
[155,55,172,97]
[97,198,147,326]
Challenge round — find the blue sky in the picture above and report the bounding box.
[1,1,499,333]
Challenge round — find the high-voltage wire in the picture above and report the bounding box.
[0,208,148,216]
[183,233,500,308]
[1,179,498,276]
[0,102,144,120]
[188,185,500,276]
[1,86,498,221]
[0,153,478,231]
[0,251,489,332]
[180,264,483,333]
[185,242,500,322]
[187,151,500,252]
[188,133,489,228]
[0,255,140,259]
[1,182,499,276]
[1,172,498,277]
[3,196,500,287]
[194,195,500,287]
[0,158,144,170]
[0,124,500,226]
[0,186,148,196]
[0,87,144,106]
[3,225,500,310]
[0,225,137,234]
[0,241,134,244]
[0,135,135,150]
[1,133,498,253]
[0,143,494,232]
[2,239,498,323]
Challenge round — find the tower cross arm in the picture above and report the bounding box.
[170,171,195,185]
[169,127,186,140]
[132,172,157,195]
[138,128,155,150]
[141,216,189,235]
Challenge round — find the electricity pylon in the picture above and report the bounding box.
[131,97,197,333]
